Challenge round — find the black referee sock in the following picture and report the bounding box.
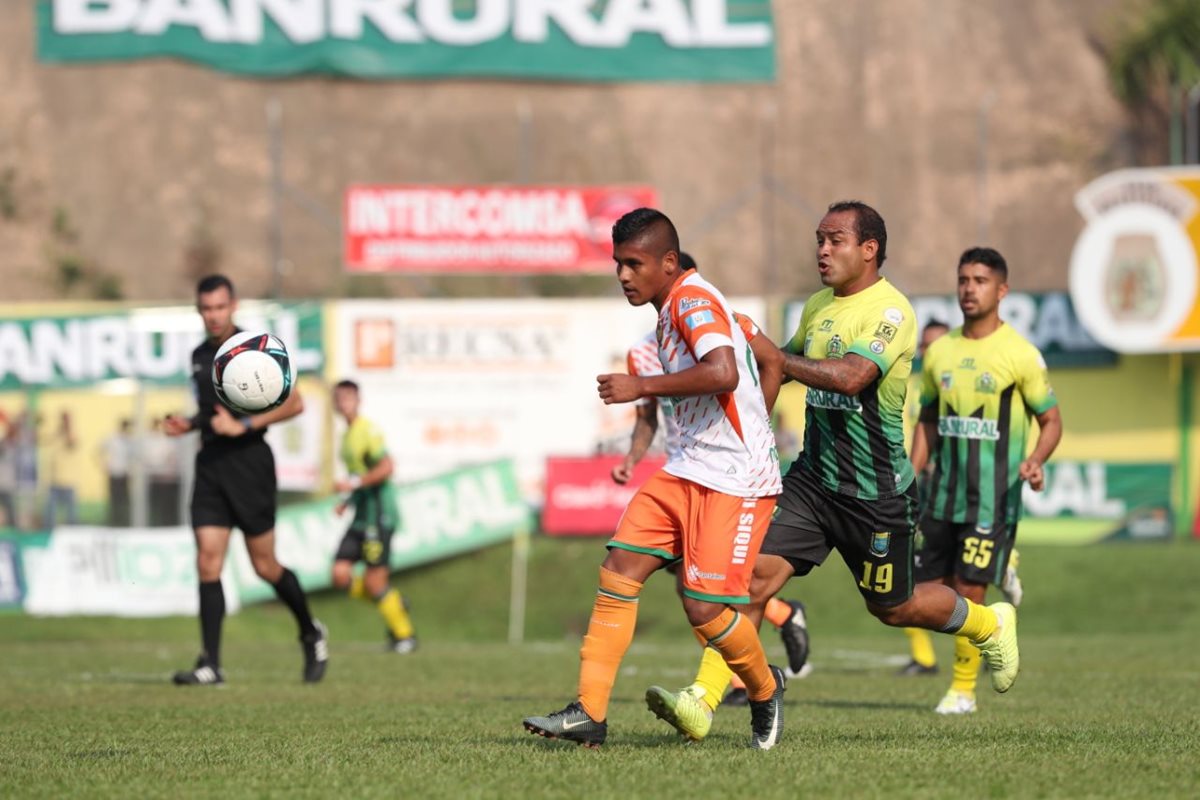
[198,580,225,668]
[272,568,318,638]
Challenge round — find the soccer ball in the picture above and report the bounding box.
[212,331,294,414]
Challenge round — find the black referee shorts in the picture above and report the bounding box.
[190,441,277,537]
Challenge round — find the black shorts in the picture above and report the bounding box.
[334,526,395,568]
[761,466,919,606]
[914,515,1017,587]
[190,441,277,537]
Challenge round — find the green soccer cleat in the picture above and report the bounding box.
[645,684,713,742]
[976,602,1019,693]
[934,688,977,715]
[523,701,607,748]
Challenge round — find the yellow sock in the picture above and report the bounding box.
[950,635,981,695]
[695,608,774,702]
[577,567,643,722]
[376,588,414,639]
[764,597,792,628]
[905,627,937,667]
[349,573,367,600]
[956,599,998,645]
[690,647,734,712]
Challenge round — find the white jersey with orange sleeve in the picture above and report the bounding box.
[626,331,682,458]
[655,272,781,498]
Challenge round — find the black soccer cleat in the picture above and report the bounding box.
[778,600,810,676]
[721,687,749,707]
[172,656,225,686]
[748,665,787,751]
[301,620,329,683]
[896,659,939,677]
[523,701,607,748]
[388,633,418,654]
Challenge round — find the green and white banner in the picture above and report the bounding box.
[17,460,531,616]
[37,0,776,82]
[1019,461,1173,544]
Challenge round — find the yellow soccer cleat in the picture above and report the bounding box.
[934,688,977,715]
[645,684,714,742]
[976,602,1019,693]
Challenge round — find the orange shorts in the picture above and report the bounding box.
[609,470,777,603]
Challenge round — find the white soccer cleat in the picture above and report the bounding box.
[934,689,977,715]
[1001,549,1024,608]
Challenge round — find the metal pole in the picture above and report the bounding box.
[129,383,148,529]
[267,98,284,300]
[516,99,534,297]
[761,99,777,301]
[977,91,997,244]
[508,523,530,645]
[1185,83,1200,164]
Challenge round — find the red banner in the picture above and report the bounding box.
[542,455,667,536]
[344,185,658,273]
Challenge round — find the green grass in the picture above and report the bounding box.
[2,541,1199,798]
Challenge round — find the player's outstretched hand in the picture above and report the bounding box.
[611,457,636,485]
[597,373,643,405]
[1019,458,1045,491]
[163,415,192,437]
[210,404,246,437]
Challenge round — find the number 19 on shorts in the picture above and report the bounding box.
[858,562,893,595]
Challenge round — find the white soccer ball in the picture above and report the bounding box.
[212,331,294,414]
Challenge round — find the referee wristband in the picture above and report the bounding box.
[241,416,254,431]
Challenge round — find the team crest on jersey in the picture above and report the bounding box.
[678,297,711,313]
[940,371,953,389]
[869,339,886,354]
[975,372,997,393]
[819,319,835,332]
[874,321,898,342]
[826,335,845,358]
[870,531,891,557]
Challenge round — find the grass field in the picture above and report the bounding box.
[3,539,1199,799]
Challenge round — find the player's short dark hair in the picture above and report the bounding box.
[922,318,950,334]
[827,201,887,268]
[612,208,680,258]
[679,251,697,271]
[958,247,1008,281]
[334,379,359,393]
[196,274,235,297]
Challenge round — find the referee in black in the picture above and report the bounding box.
[165,275,328,685]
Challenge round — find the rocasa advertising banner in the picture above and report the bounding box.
[783,292,1115,369]
[1069,168,1200,353]
[542,455,666,536]
[0,302,322,390]
[1019,461,1172,543]
[37,0,776,82]
[18,461,531,617]
[344,185,658,273]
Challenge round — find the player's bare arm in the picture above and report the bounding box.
[780,350,880,396]
[163,415,193,436]
[335,454,394,493]
[613,401,658,484]
[748,333,784,413]
[598,346,738,405]
[910,403,938,474]
[212,388,305,437]
[1019,405,1063,491]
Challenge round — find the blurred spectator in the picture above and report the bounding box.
[0,411,16,527]
[43,411,80,527]
[100,419,133,527]
[14,411,38,529]
[146,416,183,526]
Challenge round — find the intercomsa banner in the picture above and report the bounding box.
[37,1,776,82]
[344,185,658,273]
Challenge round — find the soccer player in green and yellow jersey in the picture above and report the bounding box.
[657,205,1025,745]
[329,380,417,654]
[909,248,1062,714]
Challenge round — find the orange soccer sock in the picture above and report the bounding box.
[695,608,775,702]
[764,597,792,628]
[577,567,644,722]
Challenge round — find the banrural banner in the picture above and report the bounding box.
[37,0,777,82]
[1019,461,1172,544]
[344,185,658,273]
[784,292,1114,369]
[15,461,531,617]
[0,301,323,390]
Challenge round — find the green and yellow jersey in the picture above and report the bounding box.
[920,323,1057,525]
[784,278,917,500]
[341,415,398,532]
